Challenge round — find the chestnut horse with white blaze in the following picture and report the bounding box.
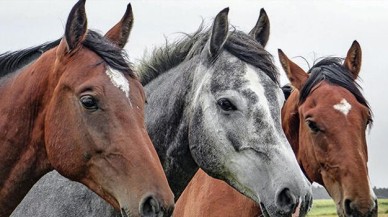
[0,1,174,216]
[174,41,377,217]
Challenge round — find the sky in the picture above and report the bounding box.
[0,0,387,188]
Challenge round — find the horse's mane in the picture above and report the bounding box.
[0,30,134,79]
[300,57,373,125]
[281,84,293,100]
[0,39,61,77]
[137,25,278,86]
[83,31,134,77]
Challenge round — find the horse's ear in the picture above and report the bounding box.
[209,7,229,57]
[105,3,134,48]
[64,0,88,52]
[278,49,308,90]
[249,8,270,47]
[344,40,362,80]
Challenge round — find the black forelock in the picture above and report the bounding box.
[137,25,278,86]
[281,84,293,100]
[224,30,279,84]
[300,57,373,124]
[82,30,135,78]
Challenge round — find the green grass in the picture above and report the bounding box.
[307,199,388,217]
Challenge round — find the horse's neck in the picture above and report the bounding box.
[144,66,199,199]
[0,54,55,216]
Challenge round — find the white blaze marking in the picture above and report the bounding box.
[244,65,273,120]
[244,65,301,170]
[105,67,130,98]
[333,99,352,116]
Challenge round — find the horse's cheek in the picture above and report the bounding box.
[44,93,86,179]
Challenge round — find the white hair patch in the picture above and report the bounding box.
[105,67,130,98]
[333,99,352,116]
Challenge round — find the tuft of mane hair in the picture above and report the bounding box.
[281,84,293,100]
[136,25,278,86]
[82,30,135,78]
[0,39,61,77]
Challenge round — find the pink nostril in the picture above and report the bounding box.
[344,199,353,215]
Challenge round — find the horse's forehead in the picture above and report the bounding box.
[209,56,246,91]
[243,64,282,103]
[209,58,280,103]
[312,84,356,108]
[302,83,369,124]
[105,67,130,98]
[333,99,352,116]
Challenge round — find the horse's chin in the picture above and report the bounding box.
[120,207,132,217]
[259,202,292,217]
[259,194,312,217]
[336,205,346,217]
[336,202,378,217]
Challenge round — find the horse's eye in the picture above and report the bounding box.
[217,98,237,111]
[80,95,98,111]
[306,119,320,133]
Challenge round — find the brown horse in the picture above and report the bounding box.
[174,169,261,217]
[174,41,377,217]
[0,1,174,216]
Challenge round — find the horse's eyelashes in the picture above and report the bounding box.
[306,119,321,133]
[217,98,237,112]
[80,95,99,111]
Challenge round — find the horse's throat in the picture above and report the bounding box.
[0,137,50,216]
[0,73,52,215]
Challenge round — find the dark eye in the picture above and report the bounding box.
[306,119,321,133]
[80,95,98,111]
[217,98,237,111]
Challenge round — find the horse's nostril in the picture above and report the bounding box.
[344,198,353,215]
[164,203,175,217]
[374,199,378,209]
[276,188,298,214]
[372,199,378,215]
[140,195,161,217]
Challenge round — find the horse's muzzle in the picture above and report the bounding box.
[343,198,378,217]
[119,194,174,217]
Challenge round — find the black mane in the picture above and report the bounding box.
[300,57,373,124]
[83,30,134,77]
[0,39,60,77]
[137,26,278,85]
[0,30,134,79]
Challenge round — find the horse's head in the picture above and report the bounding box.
[188,8,312,216]
[279,42,377,217]
[43,1,173,216]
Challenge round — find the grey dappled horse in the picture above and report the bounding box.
[13,8,312,217]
